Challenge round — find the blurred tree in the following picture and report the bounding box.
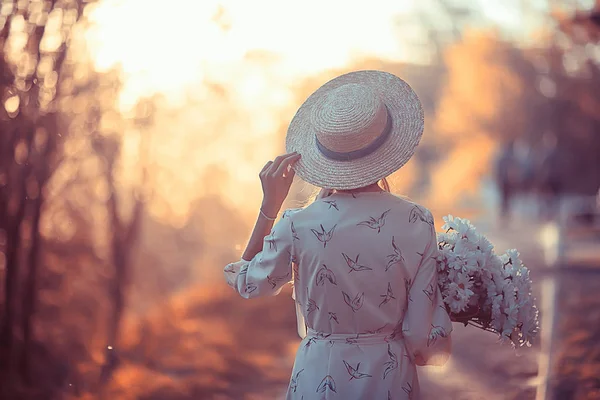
[394,0,475,64]
[94,104,149,391]
[542,1,600,194]
[428,30,540,207]
[0,0,88,393]
[1,0,150,397]
[427,0,600,208]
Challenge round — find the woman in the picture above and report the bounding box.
[224,71,452,399]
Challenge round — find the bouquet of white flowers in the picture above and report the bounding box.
[436,215,539,347]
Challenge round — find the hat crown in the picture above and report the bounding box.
[310,83,389,154]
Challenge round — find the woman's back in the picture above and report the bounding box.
[291,190,434,337]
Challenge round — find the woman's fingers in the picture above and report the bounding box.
[285,164,297,181]
[269,152,298,176]
[274,153,301,178]
[268,154,286,174]
[260,160,273,176]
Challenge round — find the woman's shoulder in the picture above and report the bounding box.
[380,194,436,229]
[383,192,432,211]
[280,207,303,220]
[288,191,434,219]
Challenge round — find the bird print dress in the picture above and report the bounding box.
[224,191,453,399]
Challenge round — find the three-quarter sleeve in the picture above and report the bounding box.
[402,211,453,366]
[223,209,298,299]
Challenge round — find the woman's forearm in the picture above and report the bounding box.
[241,152,300,261]
[241,202,280,261]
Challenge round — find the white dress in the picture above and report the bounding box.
[224,191,453,399]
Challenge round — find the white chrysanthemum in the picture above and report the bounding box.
[500,249,539,346]
[436,215,539,348]
[446,282,471,312]
[475,234,494,253]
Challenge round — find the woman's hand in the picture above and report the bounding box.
[260,152,301,217]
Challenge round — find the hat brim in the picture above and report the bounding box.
[286,70,424,190]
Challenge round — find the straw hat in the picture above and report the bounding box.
[286,70,424,190]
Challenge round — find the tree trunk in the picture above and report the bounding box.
[20,192,43,385]
[0,190,27,389]
[0,125,33,373]
[98,178,144,390]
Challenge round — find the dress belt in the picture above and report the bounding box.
[306,328,403,345]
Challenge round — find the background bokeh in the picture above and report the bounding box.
[0,0,599,399]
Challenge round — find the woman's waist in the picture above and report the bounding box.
[306,327,403,345]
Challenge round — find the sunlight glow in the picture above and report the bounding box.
[83,0,420,219]
[85,0,417,110]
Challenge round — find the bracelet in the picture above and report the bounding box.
[259,208,277,221]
